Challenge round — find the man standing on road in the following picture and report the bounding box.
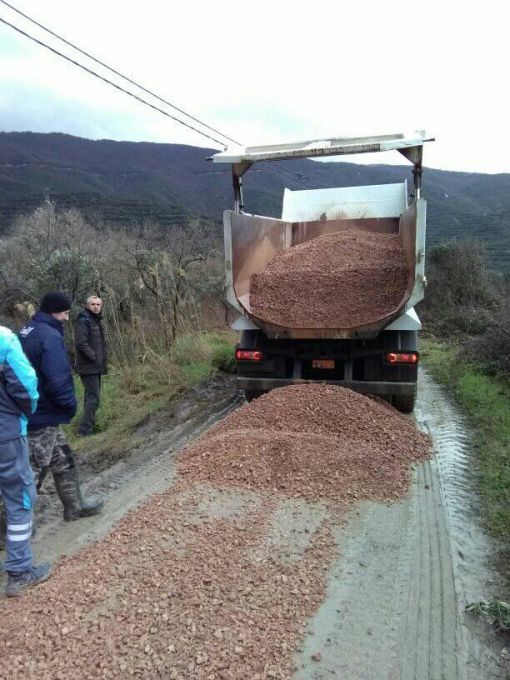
[19,292,104,522]
[0,324,51,596]
[74,296,107,437]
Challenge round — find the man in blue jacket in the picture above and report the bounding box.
[19,292,103,521]
[0,324,51,596]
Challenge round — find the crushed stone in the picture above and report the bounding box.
[180,385,430,506]
[0,385,430,679]
[249,230,408,328]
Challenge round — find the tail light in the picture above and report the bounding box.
[385,352,419,365]
[235,349,264,361]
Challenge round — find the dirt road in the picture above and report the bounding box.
[0,372,507,679]
[295,371,506,679]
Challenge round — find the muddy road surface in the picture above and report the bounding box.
[16,377,244,567]
[295,371,507,679]
[1,372,507,679]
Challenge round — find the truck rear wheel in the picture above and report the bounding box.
[244,389,265,403]
[392,387,417,414]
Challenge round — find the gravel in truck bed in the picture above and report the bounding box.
[249,230,408,328]
[0,385,430,680]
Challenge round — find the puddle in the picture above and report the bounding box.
[415,368,508,677]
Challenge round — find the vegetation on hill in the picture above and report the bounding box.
[1,131,509,270]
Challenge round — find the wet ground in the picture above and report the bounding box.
[295,370,508,679]
[1,370,508,678]
[19,375,243,567]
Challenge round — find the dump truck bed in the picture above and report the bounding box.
[224,182,426,339]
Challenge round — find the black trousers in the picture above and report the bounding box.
[78,374,101,435]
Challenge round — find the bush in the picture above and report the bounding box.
[210,339,236,374]
[464,299,510,378]
[171,331,236,378]
[421,240,499,338]
[0,201,224,356]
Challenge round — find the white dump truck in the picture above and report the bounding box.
[211,131,434,412]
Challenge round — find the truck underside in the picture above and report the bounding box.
[237,329,418,413]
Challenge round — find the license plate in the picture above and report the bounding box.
[312,359,335,369]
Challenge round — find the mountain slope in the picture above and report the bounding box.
[1,131,509,269]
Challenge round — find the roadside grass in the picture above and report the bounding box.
[65,330,236,464]
[466,599,510,631]
[171,331,236,382]
[420,338,510,550]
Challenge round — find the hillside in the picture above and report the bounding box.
[1,131,509,270]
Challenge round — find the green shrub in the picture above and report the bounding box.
[421,240,499,337]
[171,331,235,374]
[210,339,236,373]
[466,600,510,630]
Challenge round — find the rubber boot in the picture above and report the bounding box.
[53,468,104,521]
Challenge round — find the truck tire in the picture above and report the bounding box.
[244,389,265,403]
[392,387,417,414]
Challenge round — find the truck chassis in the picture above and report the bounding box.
[237,329,418,413]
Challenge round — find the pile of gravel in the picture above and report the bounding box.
[0,385,430,679]
[249,230,408,329]
[180,385,430,505]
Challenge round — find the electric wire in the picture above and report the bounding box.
[270,163,318,188]
[0,0,238,146]
[0,5,325,189]
[0,15,227,148]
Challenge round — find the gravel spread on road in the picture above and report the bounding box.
[0,385,430,679]
[180,385,430,506]
[249,230,408,329]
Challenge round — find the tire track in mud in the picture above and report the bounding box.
[398,456,458,680]
[416,370,506,679]
[294,369,506,680]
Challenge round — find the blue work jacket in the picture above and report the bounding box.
[19,312,77,430]
[0,325,39,441]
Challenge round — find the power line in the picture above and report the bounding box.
[0,5,324,189]
[0,15,227,148]
[269,163,318,188]
[0,0,238,147]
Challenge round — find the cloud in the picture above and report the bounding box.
[0,0,508,172]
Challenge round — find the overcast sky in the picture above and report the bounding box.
[0,0,508,173]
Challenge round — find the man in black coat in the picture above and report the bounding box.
[20,291,103,522]
[74,296,108,436]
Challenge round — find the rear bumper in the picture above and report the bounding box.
[237,377,416,396]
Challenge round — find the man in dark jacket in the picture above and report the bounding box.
[0,324,51,596]
[74,296,107,436]
[19,291,103,521]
